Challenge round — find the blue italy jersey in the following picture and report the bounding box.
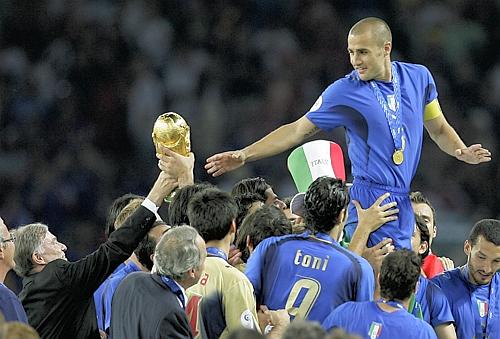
[245,231,374,323]
[413,275,454,327]
[322,301,437,339]
[306,62,438,249]
[94,261,141,333]
[432,267,500,339]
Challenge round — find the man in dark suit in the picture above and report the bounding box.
[110,225,206,339]
[13,169,178,339]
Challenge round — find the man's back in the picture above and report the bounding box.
[111,272,193,339]
[322,301,437,339]
[186,256,259,338]
[245,231,374,323]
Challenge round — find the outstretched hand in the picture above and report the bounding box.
[455,144,491,164]
[353,192,399,233]
[205,150,246,177]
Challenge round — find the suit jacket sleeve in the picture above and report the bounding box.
[55,206,156,295]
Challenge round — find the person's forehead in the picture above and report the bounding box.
[473,236,500,256]
[0,219,9,237]
[264,187,276,197]
[44,231,56,241]
[347,31,377,47]
[412,203,433,217]
[149,224,170,239]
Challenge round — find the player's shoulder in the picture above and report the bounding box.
[331,242,372,269]
[328,70,362,91]
[431,267,462,288]
[257,231,311,250]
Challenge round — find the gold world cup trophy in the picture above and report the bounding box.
[152,112,191,202]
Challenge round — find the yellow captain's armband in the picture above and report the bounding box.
[424,99,443,121]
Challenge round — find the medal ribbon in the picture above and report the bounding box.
[368,63,403,152]
[378,298,406,311]
[161,275,186,309]
[206,247,228,261]
[460,265,494,338]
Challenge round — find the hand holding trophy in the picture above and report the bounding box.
[152,112,194,202]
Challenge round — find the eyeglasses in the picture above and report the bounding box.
[1,233,16,244]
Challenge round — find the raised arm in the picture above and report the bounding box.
[424,99,491,164]
[205,116,319,177]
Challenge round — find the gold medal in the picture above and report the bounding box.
[392,149,404,165]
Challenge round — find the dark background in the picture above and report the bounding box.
[1,1,499,288]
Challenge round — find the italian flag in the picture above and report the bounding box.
[287,140,346,192]
[368,322,383,339]
[477,300,488,318]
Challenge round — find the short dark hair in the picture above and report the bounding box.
[236,205,292,261]
[105,193,144,238]
[234,192,265,228]
[303,177,349,233]
[410,191,436,227]
[414,214,430,260]
[231,177,271,203]
[469,219,500,246]
[187,188,238,242]
[380,249,421,301]
[134,221,168,271]
[168,182,215,226]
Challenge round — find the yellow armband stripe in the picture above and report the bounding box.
[424,99,443,121]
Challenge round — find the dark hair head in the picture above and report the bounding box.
[231,177,270,202]
[168,182,215,226]
[234,192,265,228]
[187,188,238,242]
[303,177,349,233]
[380,249,421,301]
[414,214,430,260]
[410,191,436,227]
[469,219,500,246]
[236,205,292,261]
[105,193,144,238]
[134,220,168,271]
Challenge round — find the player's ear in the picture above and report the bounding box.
[464,240,472,256]
[383,41,392,56]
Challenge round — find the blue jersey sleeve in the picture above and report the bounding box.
[305,79,357,132]
[426,281,455,327]
[422,65,438,105]
[355,257,375,301]
[245,237,275,302]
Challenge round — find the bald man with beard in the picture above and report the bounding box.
[205,17,490,251]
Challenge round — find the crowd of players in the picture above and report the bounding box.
[0,142,499,339]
